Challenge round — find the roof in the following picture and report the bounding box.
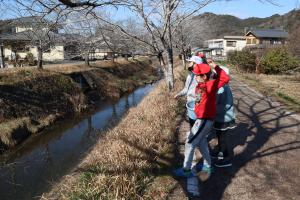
[1,16,45,25]
[0,16,62,30]
[207,38,224,42]
[0,30,65,45]
[223,36,245,40]
[246,29,288,38]
[0,31,31,41]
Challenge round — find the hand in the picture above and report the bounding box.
[207,58,217,69]
[174,94,179,99]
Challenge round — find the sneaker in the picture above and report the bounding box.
[173,168,195,178]
[195,162,214,174]
[214,159,232,168]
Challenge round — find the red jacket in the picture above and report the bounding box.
[194,66,230,119]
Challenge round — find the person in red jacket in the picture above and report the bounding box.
[173,60,230,177]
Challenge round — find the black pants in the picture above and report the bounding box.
[189,118,196,128]
[216,129,229,158]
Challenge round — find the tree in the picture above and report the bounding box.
[63,12,100,66]
[287,26,300,59]
[17,0,278,90]
[0,43,4,68]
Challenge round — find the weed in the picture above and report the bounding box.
[277,92,300,105]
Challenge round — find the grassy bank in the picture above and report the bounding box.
[41,62,186,200]
[215,61,300,112]
[231,70,300,112]
[0,57,158,152]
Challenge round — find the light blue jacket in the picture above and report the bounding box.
[175,72,198,102]
[215,84,235,123]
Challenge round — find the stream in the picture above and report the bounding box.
[0,83,155,200]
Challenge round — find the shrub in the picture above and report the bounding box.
[260,47,300,74]
[227,50,256,72]
[25,52,37,66]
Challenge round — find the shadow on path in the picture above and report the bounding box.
[169,78,300,199]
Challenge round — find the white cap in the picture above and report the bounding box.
[186,56,202,64]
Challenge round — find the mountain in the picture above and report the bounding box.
[185,9,300,46]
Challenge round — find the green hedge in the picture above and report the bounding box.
[260,47,300,74]
[227,50,256,72]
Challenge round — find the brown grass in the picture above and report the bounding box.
[0,56,149,76]
[41,61,186,200]
[230,68,300,112]
[0,56,156,151]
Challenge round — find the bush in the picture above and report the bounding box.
[25,52,37,66]
[260,47,300,74]
[227,50,256,72]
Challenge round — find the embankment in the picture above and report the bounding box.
[41,61,186,200]
[0,58,158,152]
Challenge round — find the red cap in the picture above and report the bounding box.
[192,63,211,75]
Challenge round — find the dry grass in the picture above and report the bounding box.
[0,56,150,76]
[0,114,58,149]
[41,62,186,200]
[230,69,300,111]
[0,57,157,151]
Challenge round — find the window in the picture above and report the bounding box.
[14,45,30,53]
[252,38,257,44]
[272,40,282,45]
[246,39,251,44]
[216,50,222,55]
[227,41,236,47]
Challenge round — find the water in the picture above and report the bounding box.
[0,84,154,200]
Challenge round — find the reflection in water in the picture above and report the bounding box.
[0,84,154,200]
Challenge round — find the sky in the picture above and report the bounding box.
[200,0,299,19]
[0,0,299,20]
[105,0,299,22]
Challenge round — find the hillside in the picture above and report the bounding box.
[186,9,300,46]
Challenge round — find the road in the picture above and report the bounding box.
[169,75,300,200]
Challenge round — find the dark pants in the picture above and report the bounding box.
[216,129,229,158]
[189,118,196,128]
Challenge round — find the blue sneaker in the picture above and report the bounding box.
[195,162,213,174]
[173,168,195,178]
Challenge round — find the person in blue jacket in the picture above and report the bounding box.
[212,67,237,167]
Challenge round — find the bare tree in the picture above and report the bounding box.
[63,12,103,66]
[287,26,300,59]
[0,43,4,68]
[19,0,278,90]
[173,20,192,70]
[29,19,61,68]
[95,18,146,62]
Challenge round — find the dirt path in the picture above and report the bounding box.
[169,76,300,200]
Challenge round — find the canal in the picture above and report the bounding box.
[0,84,155,200]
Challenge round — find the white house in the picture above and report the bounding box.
[0,16,65,63]
[205,36,246,59]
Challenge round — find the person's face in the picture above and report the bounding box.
[207,59,216,68]
[196,74,206,83]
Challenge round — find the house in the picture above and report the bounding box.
[205,36,246,59]
[0,16,65,63]
[245,29,288,46]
